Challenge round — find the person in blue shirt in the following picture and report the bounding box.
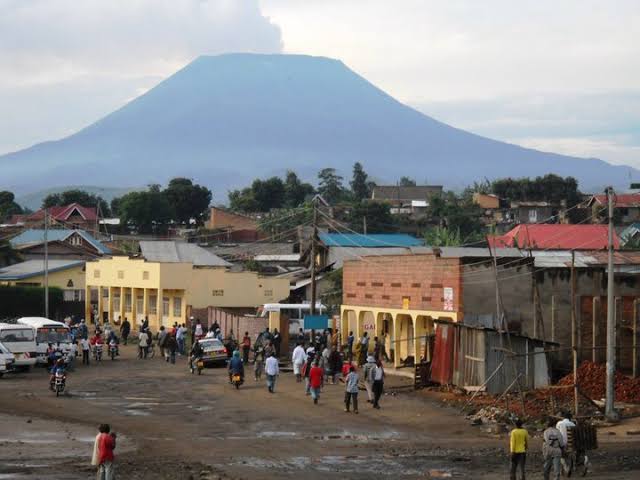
[49,358,66,390]
[228,350,244,384]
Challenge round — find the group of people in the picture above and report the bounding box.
[509,411,577,480]
[291,328,386,412]
[137,318,188,362]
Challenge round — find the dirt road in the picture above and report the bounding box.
[1,345,638,479]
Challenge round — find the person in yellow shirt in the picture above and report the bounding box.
[510,419,529,480]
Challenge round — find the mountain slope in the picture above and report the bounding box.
[1,53,636,195]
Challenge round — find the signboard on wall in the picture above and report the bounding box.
[303,315,329,330]
[443,287,454,311]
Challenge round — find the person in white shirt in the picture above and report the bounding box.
[556,411,576,472]
[372,360,385,409]
[80,338,91,365]
[265,353,280,393]
[291,342,306,383]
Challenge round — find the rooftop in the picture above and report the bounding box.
[0,259,85,280]
[139,241,231,267]
[10,229,111,254]
[371,185,443,201]
[319,233,423,248]
[488,224,618,250]
[26,203,98,223]
[590,193,640,208]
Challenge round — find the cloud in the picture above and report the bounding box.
[0,0,282,154]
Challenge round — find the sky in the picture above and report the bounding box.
[1,0,639,168]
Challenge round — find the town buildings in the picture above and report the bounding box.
[0,259,86,302]
[10,229,111,260]
[7,203,99,231]
[84,241,289,329]
[588,193,640,225]
[488,224,619,250]
[370,185,443,216]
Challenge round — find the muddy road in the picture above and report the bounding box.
[0,345,638,479]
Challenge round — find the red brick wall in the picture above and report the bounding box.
[208,207,257,231]
[342,254,462,312]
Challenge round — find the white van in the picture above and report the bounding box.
[259,303,327,335]
[17,318,73,364]
[0,323,37,370]
[0,341,16,377]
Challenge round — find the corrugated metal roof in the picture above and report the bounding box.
[0,259,84,280]
[409,246,523,258]
[9,229,111,254]
[319,233,423,248]
[254,254,301,262]
[139,241,231,267]
[489,224,618,250]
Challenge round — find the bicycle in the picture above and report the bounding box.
[562,424,596,477]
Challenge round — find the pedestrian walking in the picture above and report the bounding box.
[309,360,324,404]
[157,326,168,359]
[322,346,332,383]
[347,331,354,361]
[81,337,90,365]
[296,327,305,346]
[272,328,281,358]
[265,352,279,393]
[120,318,130,345]
[92,424,116,480]
[176,323,187,355]
[138,330,149,359]
[328,348,342,384]
[242,331,251,364]
[303,346,316,395]
[542,417,565,480]
[292,342,306,382]
[372,359,384,409]
[509,419,529,480]
[344,365,359,414]
[165,333,177,364]
[556,411,576,472]
[363,355,376,403]
[254,345,265,381]
[358,332,369,366]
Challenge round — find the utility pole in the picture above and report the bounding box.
[571,251,579,416]
[363,216,367,235]
[605,186,617,420]
[310,199,318,316]
[44,208,49,318]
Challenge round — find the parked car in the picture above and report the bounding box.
[17,318,73,365]
[0,323,37,371]
[0,341,16,377]
[199,338,227,367]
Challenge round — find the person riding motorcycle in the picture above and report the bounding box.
[49,358,66,391]
[107,331,120,356]
[189,339,204,372]
[228,350,244,384]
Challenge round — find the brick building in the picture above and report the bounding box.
[342,247,640,375]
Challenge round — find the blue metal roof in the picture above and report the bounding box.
[318,233,423,248]
[10,229,111,254]
[0,259,85,280]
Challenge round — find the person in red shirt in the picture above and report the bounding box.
[94,423,116,480]
[309,360,324,405]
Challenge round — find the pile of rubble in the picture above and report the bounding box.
[556,361,640,403]
[466,406,514,425]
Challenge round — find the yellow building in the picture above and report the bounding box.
[0,259,86,301]
[84,241,290,329]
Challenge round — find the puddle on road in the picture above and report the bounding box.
[227,454,458,477]
[123,409,151,416]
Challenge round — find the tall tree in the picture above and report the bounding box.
[347,201,395,233]
[284,170,315,208]
[350,162,370,201]
[317,168,344,204]
[399,176,416,187]
[117,187,174,234]
[0,191,23,222]
[163,177,212,225]
[42,189,111,216]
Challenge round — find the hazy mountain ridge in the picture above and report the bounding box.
[1,53,636,196]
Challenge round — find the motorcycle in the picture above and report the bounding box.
[190,356,204,375]
[93,344,103,362]
[53,372,66,397]
[232,373,242,389]
[109,342,118,361]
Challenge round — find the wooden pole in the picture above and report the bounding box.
[592,296,599,363]
[633,298,638,378]
[571,251,579,416]
[551,295,556,343]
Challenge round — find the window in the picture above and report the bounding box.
[102,288,109,298]
[162,297,170,317]
[113,295,121,312]
[125,293,132,312]
[69,234,82,246]
[0,328,34,342]
[173,297,182,317]
[94,270,100,279]
[264,289,273,297]
[148,295,157,314]
[136,296,144,313]
[117,270,124,279]
[528,209,538,223]
[63,289,85,302]
[212,289,224,297]
[143,271,149,280]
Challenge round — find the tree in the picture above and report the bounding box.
[347,201,396,233]
[42,189,111,216]
[350,162,370,202]
[399,176,416,187]
[427,191,485,242]
[284,171,315,208]
[228,176,287,212]
[228,187,259,212]
[424,226,463,247]
[317,168,344,204]
[163,177,212,225]
[117,187,174,234]
[0,191,22,222]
